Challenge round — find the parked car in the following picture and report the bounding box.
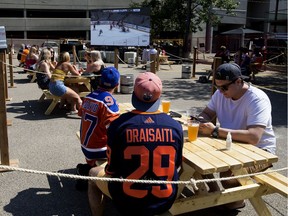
[60,39,87,60]
[41,41,59,53]
[40,40,59,62]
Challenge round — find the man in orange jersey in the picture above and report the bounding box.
[88,72,183,216]
[76,67,120,191]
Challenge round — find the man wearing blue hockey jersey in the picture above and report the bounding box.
[88,72,184,216]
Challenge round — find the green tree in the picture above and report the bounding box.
[131,0,238,54]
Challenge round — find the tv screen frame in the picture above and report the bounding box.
[90,8,150,47]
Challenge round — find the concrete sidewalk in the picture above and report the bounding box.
[0,58,287,216]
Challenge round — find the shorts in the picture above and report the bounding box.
[82,146,107,158]
[94,167,112,199]
[49,80,67,96]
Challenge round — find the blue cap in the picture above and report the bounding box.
[100,67,120,89]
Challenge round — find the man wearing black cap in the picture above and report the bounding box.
[88,72,183,216]
[198,63,276,209]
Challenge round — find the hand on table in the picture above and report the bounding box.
[199,122,215,136]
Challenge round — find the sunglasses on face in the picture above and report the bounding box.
[214,79,237,92]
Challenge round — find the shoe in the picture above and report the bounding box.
[76,163,93,176]
[67,110,78,115]
[75,179,88,191]
[75,163,93,191]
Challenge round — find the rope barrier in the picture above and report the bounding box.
[1,56,287,94]
[263,52,285,64]
[0,165,287,191]
[252,84,288,94]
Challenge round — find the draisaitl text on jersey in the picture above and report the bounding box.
[126,128,176,143]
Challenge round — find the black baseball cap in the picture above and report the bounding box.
[215,63,248,81]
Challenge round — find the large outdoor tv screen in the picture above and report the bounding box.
[90,8,150,46]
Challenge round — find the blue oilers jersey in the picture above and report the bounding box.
[105,110,183,216]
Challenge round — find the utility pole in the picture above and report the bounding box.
[273,0,279,32]
[184,0,192,57]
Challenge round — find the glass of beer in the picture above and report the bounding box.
[187,119,199,141]
[162,100,171,114]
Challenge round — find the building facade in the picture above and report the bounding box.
[0,0,287,52]
[0,0,143,40]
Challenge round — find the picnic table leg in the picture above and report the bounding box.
[249,196,272,216]
[45,98,59,115]
[232,168,272,216]
[38,93,46,102]
[177,162,195,197]
[30,73,37,83]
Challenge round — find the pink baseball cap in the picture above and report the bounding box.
[132,72,162,112]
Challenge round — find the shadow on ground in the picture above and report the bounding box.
[3,168,91,216]
[6,99,80,121]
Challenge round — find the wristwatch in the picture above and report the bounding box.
[211,125,219,138]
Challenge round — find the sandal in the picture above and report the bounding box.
[67,110,78,115]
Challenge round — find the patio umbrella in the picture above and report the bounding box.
[221,27,263,47]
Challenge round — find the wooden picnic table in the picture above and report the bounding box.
[118,103,286,215]
[40,75,92,115]
[64,75,91,93]
[170,136,279,215]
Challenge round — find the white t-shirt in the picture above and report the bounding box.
[207,85,276,154]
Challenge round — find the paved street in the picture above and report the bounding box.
[0,56,287,216]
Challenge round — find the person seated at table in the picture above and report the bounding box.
[49,51,82,114]
[19,44,30,68]
[198,63,276,210]
[35,48,55,90]
[75,66,120,191]
[82,50,105,90]
[25,45,39,73]
[47,46,58,67]
[234,47,251,77]
[87,72,184,216]
[212,45,230,69]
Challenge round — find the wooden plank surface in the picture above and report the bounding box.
[237,143,278,163]
[182,148,216,174]
[188,140,243,170]
[196,137,256,167]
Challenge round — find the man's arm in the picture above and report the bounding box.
[199,107,266,145]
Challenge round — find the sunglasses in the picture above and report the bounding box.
[214,79,237,92]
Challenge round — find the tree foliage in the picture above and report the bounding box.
[131,0,239,39]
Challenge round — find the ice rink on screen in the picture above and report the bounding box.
[90,24,150,46]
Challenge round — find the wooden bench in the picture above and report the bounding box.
[38,89,90,115]
[27,69,37,83]
[38,89,61,115]
[253,170,288,198]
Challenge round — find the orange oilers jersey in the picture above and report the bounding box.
[78,89,119,161]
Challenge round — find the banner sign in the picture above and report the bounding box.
[0,26,7,49]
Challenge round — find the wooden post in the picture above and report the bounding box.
[3,50,9,100]
[114,48,119,93]
[136,47,139,66]
[192,46,197,78]
[114,48,119,69]
[156,48,161,71]
[8,51,15,88]
[72,45,76,65]
[211,57,222,96]
[0,51,10,165]
[150,53,156,74]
